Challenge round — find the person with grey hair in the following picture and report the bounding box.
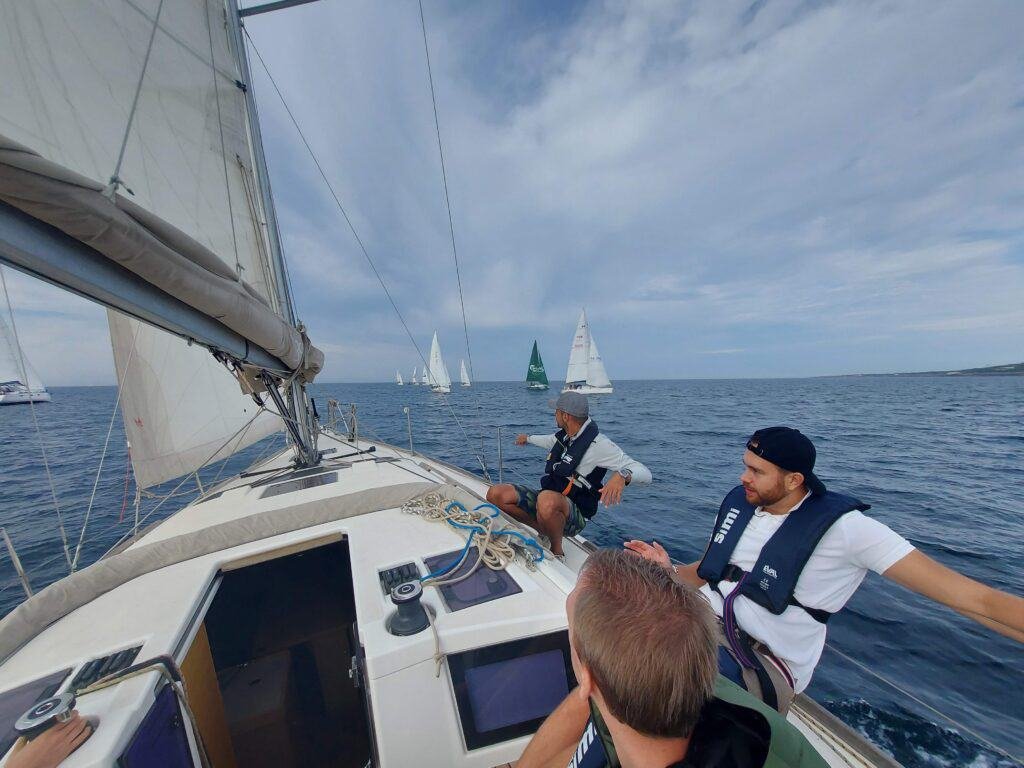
[486,392,651,557]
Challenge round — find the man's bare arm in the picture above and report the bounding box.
[517,688,590,768]
[883,550,1024,643]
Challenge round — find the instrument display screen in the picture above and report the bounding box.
[448,632,576,750]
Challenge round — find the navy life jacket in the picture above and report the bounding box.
[539,420,606,518]
[697,486,870,624]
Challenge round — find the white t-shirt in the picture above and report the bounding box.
[699,493,914,692]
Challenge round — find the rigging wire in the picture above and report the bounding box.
[108,404,273,550]
[417,0,475,384]
[823,642,1020,765]
[242,30,492,480]
[72,323,141,571]
[107,0,166,196]
[203,0,242,273]
[0,266,72,571]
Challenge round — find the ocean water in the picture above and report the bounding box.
[1,377,1021,767]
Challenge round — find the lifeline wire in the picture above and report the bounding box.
[418,0,475,384]
[0,266,72,570]
[243,30,492,480]
[823,642,1020,765]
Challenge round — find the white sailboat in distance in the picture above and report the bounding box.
[395,370,404,385]
[411,365,420,385]
[563,309,613,394]
[0,313,51,405]
[459,359,471,387]
[428,331,452,393]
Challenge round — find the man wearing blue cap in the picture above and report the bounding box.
[627,426,1024,712]
[486,391,651,557]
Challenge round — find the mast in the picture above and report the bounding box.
[226,0,317,466]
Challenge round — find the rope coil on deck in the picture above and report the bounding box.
[403,492,546,677]
[402,493,544,582]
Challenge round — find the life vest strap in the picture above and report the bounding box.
[711,565,833,625]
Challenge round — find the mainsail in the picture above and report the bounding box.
[0,0,320,486]
[396,371,404,385]
[459,359,471,387]
[565,310,591,386]
[526,340,548,389]
[0,313,45,393]
[428,332,451,390]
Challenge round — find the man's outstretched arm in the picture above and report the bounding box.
[518,688,590,768]
[884,550,1024,643]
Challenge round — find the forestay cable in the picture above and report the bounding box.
[417,0,475,384]
[0,266,72,571]
[243,31,492,480]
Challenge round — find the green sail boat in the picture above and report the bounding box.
[526,340,549,390]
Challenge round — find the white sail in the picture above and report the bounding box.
[411,366,418,385]
[428,332,451,391]
[0,0,285,486]
[0,313,45,392]
[396,371,404,385]
[459,359,471,386]
[586,335,612,389]
[565,309,591,385]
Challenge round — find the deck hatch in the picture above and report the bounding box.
[260,471,339,498]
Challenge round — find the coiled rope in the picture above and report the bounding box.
[402,493,546,676]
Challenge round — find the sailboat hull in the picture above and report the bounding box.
[0,391,52,405]
[526,383,549,390]
[562,384,612,395]
[431,385,451,393]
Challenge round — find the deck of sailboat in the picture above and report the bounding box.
[0,430,897,767]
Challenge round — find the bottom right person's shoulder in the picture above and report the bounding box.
[675,678,831,768]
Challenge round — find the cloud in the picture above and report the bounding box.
[8,0,1024,383]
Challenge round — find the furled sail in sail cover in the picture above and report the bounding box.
[0,1,323,487]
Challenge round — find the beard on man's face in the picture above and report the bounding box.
[745,479,789,508]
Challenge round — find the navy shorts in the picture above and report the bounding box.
[511,484,588,536]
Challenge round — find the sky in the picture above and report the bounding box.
[4,0,1024,384]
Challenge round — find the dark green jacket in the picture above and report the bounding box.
[589,677,829,768]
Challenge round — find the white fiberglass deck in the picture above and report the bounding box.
[0,431,896,767]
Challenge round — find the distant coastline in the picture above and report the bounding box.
[852,361,1024,377]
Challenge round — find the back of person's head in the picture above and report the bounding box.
[572,549,718,738]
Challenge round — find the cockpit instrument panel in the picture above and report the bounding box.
[448,632,576,750]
